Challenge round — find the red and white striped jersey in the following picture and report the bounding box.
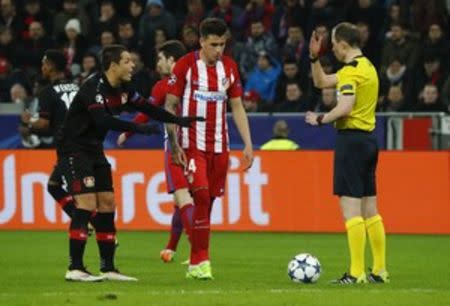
[167,51,243,153]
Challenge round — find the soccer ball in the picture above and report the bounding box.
[287,253,321,283]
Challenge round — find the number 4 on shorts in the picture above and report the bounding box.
[188,159,196,173]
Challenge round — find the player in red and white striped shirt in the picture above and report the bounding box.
[165,18,253,280]
[117,41,194,263]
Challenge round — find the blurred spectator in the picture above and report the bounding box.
[53,0,90,39]
[0,26,16,65]
[414,83,447,112]
[380,22,419,72]
[117,19,139,51]
[9,82,28,104]
[275,81,309,112]
[420,23,450,71]
[0,0,24,39]
[129,50,152,97]
[413,54,447,98]
[181,24,200,52]
[441,76,450,112]
[100,30,116,48]
[183,0,205,28]
[0,57,12,101]
[411,0,449,35]
[21,21,55,76]
[239,19,278,80]
[139,1,176,48]
[379,1,410,37]
[356,21,379,67]
[207,0,243,40]
[308,0,335,32]
[96,0,118,38]
[237,0,275,39]
[346,0,384,40]
[272,0,307,44]
[154,28,167,50]
[315,87,336,112]
[275,59,303,103]
[61,18,88,76]
[242,90,261,112]
[379,57,412,106]
[0,56,31,102]
[21,0,53,39]
[75,52,98,85]
[260,119,299,150]
[282,25,306,64]
[129,0,145,32]
[245,51,281,104]
[380,85,406,111]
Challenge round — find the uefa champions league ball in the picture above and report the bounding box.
[287,253,321,283]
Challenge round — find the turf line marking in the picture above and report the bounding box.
[0,288,445,298]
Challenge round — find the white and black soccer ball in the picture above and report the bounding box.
[287,253,321,283]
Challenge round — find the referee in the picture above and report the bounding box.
[305,22,389,284]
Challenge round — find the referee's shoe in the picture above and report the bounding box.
[331,272,368,284]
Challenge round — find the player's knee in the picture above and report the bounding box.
[192,187,209,206]
[174,188,193,207]
[97,192,115,212]
[74,193,97,211]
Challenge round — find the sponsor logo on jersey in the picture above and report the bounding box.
[193,90,226,102]
[83,176,95,188]
[221,77,230,90]
[168,74,177,85]
[95,94,104,104]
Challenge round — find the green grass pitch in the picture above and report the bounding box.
[1,231,449,306]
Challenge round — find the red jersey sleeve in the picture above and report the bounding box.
[151,78,169,107]
[167,54,191,97]
[226,58,243,99]
[125,78,169,138]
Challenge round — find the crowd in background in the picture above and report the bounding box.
[1,0,450,114]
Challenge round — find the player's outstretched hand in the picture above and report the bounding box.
[176,116,205,127]
[137,124,161,135]
[117,133,128,147]
[305,111,319,126]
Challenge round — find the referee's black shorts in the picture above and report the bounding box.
[56,151,113,195]
[333,129,378,198]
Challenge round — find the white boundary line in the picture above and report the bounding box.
[0,288,446,298]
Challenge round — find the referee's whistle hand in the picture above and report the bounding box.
[305,111,319,126]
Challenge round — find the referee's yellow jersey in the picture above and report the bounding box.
[335,56,378,132]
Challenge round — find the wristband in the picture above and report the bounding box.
[310,56,319,63]
[317,114,324,125]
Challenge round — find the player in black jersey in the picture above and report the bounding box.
[58,44,202,282]
[20,50,81,221]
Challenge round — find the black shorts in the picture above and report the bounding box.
[48,161,63,184]
[57,152,113,195]
[333,129,378,198]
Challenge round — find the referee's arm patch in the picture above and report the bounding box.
[339,84,355,95]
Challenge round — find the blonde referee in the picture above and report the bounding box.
[305,22,389,284]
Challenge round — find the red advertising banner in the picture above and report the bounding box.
[0,150,449,233]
